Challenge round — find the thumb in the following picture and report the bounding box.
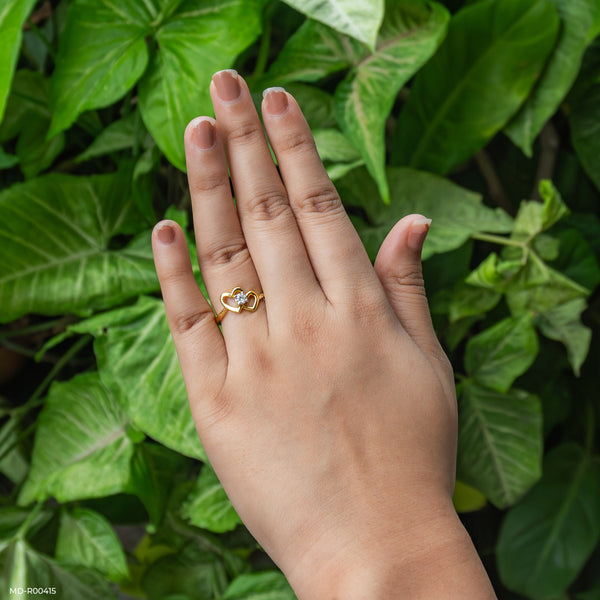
[374,214,439,357]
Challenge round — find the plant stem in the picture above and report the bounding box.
[26,335,92,409]
[15,502,43,540]
[252,3,275,79]
[0,318,65,341]
[474,150,513,214]
[471,232,524,248]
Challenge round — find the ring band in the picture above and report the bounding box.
[215,287,265,324]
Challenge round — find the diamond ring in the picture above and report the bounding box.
[215,287,265,324]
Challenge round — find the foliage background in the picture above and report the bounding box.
[1,0,600,598]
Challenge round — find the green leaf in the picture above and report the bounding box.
[312,129,361,163]
[142,542,228,600]
[504,0,600,156]
[497,444,600,598]
[56,508,129,582]
[181,465,241,533]
[138,0,265,170]
[452,480,487,513]
[337,166,513,260]
[0,539,117,599]
[465,252,522,291]
[0,147,18,169]
[0,507,52,547]
[570,80,600,192]
[457,382,542,508]
[223,571,296,600]
[335,0,448,202]
[48,0,151,137]
[18,372,135,506]
[392,0,560,173]
[281,0,384,49]
[65,297,205,461]
[0,171,159,323]
[535,298,592,376]
[0,0,37,122]
[260,20,366,85]
[512,180,569,238]
[0,70,65,178]
[465,314,539,393]
[449,283,501,322]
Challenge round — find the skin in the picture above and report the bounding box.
[152,70,497,599]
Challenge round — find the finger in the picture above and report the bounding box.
[152,220,228,408]
[374,215,444,362]
[210,70,321,318]
[262,87,381,302]
[184,116,266,342]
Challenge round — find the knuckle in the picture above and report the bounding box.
[389,267,426,295]
[200,239,251,268]
[296,187,343,216]
[190,172,230,196]
[172,308,214,336]
[226,122,264,146]
[278,130,316,155]
[246,189,290,221]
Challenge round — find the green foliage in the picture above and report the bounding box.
[0,0,599,598]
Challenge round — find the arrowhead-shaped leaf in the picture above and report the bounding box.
[56,508,129,582]
[457,382,542,508]
[335,0,448,202]
[0,171,159,323]
[18,372,135,506]
[392,0,560,173]
[465,314,539,393]
[223,571,296,600]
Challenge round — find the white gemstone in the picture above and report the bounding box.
[234,291,248,306]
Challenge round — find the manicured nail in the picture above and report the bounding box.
[212,69,241,102]
[156,222,175,245]
[407,217,432,251]
[192,117,216,149]
[263,87,288,115]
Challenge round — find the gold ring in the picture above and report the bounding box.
[215,287,265,324]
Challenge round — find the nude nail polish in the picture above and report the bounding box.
[263,87,288,115]
[193,118,216,149]
[213,69,241,102]
[407,217,432,251]
[156,222,175,245]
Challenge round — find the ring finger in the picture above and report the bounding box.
[184,115,266,346]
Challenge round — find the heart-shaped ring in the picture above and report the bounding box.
[215,287,265,324]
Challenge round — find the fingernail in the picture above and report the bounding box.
[263,87,288,115]
[192,117,216,149]
[407,217,431,251]
[212,69,241,102]
[156,222,175,245]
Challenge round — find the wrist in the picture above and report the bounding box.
[283,499,497,600]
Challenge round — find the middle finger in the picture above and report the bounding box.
[210,70,320,317]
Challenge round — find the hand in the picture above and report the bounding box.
[152,70,496,599]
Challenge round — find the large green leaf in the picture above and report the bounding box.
[0,0,36,123]
[223,571,296,600]
[457,382,542,508]
[18,372,135,506]
[337,166,513,260]
[181,465,241,533]
[48,0,152,137]
[281,0,384,49]
[138,0,265,170]
[0,539,117,599]
[62,297,205,461]
[464,314,539,393]
[391,0,560,173]
[497,444,600,598]
[335,0,448,203]
[505,0,600,156]
[570,80,600,192]
[0,171,158,323]
[56,508,129,583]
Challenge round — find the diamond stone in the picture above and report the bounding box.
[234,291,248,306]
